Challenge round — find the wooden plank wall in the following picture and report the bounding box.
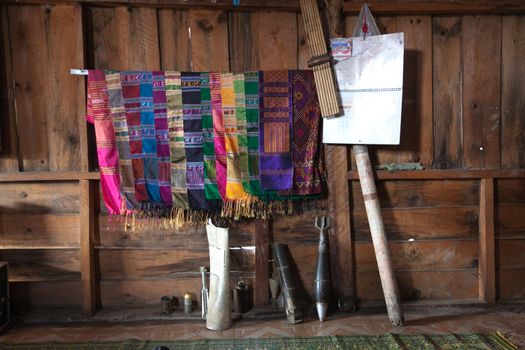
[0,2,524,312]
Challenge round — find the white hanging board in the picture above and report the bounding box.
[323,32,404,145]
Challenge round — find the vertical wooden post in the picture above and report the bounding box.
[479,177,496,303]
[254,219,271,308]
[80,179,97,315]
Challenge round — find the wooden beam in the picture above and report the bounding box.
[344,1,525,15]
[254,219,271,308]
[479,178,496,303]
[0,171,100,182]
[348,169,525,181]
[80,179,97,315]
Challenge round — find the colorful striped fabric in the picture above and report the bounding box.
[210,72,227,200]
[152,71,172,206]
[87,70,123,215]
[259,70,294,191]
[221,73,248,200]
[166,71,189,209]
[181,72,206,210]
[244,71,262,196]
[105,70,138,210]
[201,73,222,208]
[233,73,250,195]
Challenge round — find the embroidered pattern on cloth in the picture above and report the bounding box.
[87,70,123,215]
[166,71,189,209]
[244,71,262,196]
[181,72,206,210]
[153,71,172,206]
[259,70,294,191]
[105,70,138,210]
[234,73,250,195]
[201,73,222,209]
[221,73,248,200]
[210,72,227,200]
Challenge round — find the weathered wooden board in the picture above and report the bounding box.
[0,213,80,248]
[100,278,254,307]
[499,269,525,300]
[89,6,160,70]
[501,17,525,168]
[8,5,83,171]
[496,179,525,205]
[462,15,501,169]
[370,16,433,167]
[10,281,81,308]
[352,207,479,241]
[357,269,479,301]
[351,179,479,209]
[1,249,80,281]
[297,14,308,69]
[97,249,254,280]
[0,6,19,172]
[495,205,525,238]
[432,16,463,169]
[97,215,254,249]
[0,182,79,213]
[355,240,478,272]
[497,239,525,269]
[272,213,323,245]
[189,9,229,71]
[158,9,192,71]
[228,11,298,71]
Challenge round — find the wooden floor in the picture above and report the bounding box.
[1,306,524,348]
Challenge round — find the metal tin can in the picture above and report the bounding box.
[184,293,193,314]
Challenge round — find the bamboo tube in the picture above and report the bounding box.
[299,0,341,117]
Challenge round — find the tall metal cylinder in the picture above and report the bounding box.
[206,220,232,330]
[354,145,404,325]
[272,243,302,324]
[313,226,331,321]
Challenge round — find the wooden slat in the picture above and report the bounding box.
[228,11,298,71]
[357,269,479,301]
[0,182,80,213]
[189,9,229,71]
[9,5,83,171]
[432,16,463,169]
[355,240,478,273]
[10,281,81,308]
[0,6,20,172]
[501,16,525,168]
[497,239,525,269]
[479,178,495,303]
[462,15,501,169]
[254,219,270,308]
[352,207,479,242]
[495,205,525,239]
[98,249,254,280]
[0,213,80,248]
[495,179,525,205]
[80,179,97,315]
[158,9,192,71]
[0,249,80,282]
[351,180,479,209]
[273,213,324,245]
[370,16,432,167]
[0,171,99,182]
[344,1,525,15]
[499,269,525,300]
[88,6,160,70]
[348,169,525,180]
[297,13,309,69]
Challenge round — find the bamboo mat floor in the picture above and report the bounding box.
[1,305,524,348]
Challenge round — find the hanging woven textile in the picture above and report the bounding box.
[233,73,250,195]
[152,71,172,206]
[285,70,323,196]
[210,72,227,200]
[181,72,206,210]
[86,70,123,215]
[244,71,262,196]
[166,71,189,210]
[259,70,294,191]
[105,70,138,210]
[201,72,222,211]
